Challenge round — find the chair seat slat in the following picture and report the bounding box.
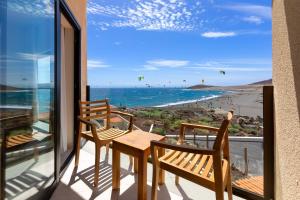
[193,155,208,174]
[202,156,213,178]
[186,154,201,171]
[172,152,188,165]
[178,153,195,168]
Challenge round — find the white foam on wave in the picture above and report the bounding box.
[154,95,221,107]
[0,105,32,109]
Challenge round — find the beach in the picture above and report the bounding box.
[167,85,263,118]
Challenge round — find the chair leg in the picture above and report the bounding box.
[215,183,224,200]
[94,144,101,187]
[75,123,82,167]
[75,134,81,167]
[226,173,233,200]
[129,156,133,167]
[33,144,39,161]
[151,161,159,200]
[134,157,138,173]
[175,175,179,185]
[106,144,110,155]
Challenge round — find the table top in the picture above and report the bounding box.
[113,129,165,152]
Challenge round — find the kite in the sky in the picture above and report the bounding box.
[219,70,226,75]
[138,75,144,81]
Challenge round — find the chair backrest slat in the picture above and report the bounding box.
[80,108,108,115]
[79,99,111,126]
[81,105,108,110]
[80,99,108,104]
[82,113,108,120]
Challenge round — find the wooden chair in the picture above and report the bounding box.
[6,133,40,161]
[151,111,233,200]
[75,99,134,187]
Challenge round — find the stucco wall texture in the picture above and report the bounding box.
[65,0,87,101]
[273,0,300,199]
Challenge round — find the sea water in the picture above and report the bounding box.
[0,88,224,112]
[90,88,224,108]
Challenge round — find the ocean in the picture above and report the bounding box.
[0,88,224,112]
[90,88,224,108]
[0,89,52,113]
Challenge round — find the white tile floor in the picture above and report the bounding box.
[50,141,245,200]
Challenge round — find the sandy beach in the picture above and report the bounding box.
[168,85,263,118]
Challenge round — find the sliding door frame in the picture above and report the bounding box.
[54,0,81,181]
[0,1,81,199]
[0,0,7,198]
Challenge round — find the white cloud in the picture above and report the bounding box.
[7,0,54,17]
[88,60,110,68]
[219,4,271,19]
[143,65,159,71]
[135,59,189,71]
[87,0,204,31]
[191,59,272,72]
[243,16,263,24]
[201,30,271,38]
[214,58,271,65]
[201,31,236,38]
[146,59,189,68]
[18,53,54,62]
[239,30,271,35]
[190,66,271,72]
[114,41,121,45]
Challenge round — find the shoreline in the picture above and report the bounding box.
[154,85,263,118]
[153,94,222,108]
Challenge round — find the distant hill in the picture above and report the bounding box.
[188,79,272,90]
[249,79,272,85]
[0,84,20,91]
[187,84,214,89]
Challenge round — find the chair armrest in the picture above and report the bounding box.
[177,122,219,144]
[111,110,134,131]
[78,116,99,140]
[78,116,96,128]
[111,110,134,117]
[151,140,215,155]
[181,123,219,132]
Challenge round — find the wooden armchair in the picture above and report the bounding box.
[75,99,134,187]
[151,111,233,200]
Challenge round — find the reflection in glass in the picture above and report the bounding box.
[0,0,55,199]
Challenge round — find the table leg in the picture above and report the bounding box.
[134,157,138,173]
[112,148,120,189]
[158,147,165,185]
[138,154,147,200]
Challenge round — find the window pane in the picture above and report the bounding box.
[0,0,55,199]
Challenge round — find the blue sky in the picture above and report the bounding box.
[87,0,272,87]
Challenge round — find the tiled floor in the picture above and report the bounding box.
[50,141,245,200]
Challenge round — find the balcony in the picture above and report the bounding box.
[50,140,245,200]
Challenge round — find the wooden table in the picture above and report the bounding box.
[112,130,165,200]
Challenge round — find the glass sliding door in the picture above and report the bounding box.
[0,0,56,199]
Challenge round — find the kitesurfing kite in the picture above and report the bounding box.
[138,75,144,81]
[219,70,226,75]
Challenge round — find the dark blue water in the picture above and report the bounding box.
[0,89,52,113]
[90,88,224,108]
[1,88,224,112]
